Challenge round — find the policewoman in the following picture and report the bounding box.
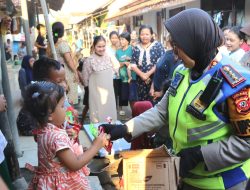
[100,9,250,190]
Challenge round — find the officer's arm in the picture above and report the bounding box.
[125,91,169,139]
[201,87,250,172]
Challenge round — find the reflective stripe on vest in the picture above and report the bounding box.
[168,60,250,189]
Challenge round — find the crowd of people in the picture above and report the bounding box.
[1,8,250,190]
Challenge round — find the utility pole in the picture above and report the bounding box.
[39,0,58,60]
[21,0,32,55]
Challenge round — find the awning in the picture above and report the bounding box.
[0,0,65,16]
[106,0,196,22]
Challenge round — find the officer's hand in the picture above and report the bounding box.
[177,146,203,178]
[98,124,128,141]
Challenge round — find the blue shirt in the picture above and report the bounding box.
[153,50,181,91]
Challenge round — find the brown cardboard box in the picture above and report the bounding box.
[120,145,180,190]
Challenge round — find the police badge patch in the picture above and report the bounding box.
[232,88,250,115]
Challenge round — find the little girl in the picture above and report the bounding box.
[25,81,108,190]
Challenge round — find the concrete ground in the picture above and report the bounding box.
[7,63,132,189]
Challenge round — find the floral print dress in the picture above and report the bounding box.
[131,41,165,101]
[28,123,91,190]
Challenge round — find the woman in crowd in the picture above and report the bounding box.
[116,32,137,114]
[18,55,35,98]
[108,31,120,56]
[107,31,121,112]
[225,26,246,62]
[130,25,165,101]
[82,36,118,123]
[51,22,79,104]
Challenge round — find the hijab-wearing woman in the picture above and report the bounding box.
[82,36,118,123]
[130,25,165,101]
[51,22,79,104]
[100,9,250,190]
[18,55,35,98]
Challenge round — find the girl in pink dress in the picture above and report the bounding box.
[24,81,108,190]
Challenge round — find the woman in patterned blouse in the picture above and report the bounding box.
[130,25,165,101]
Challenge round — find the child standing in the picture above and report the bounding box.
[25,82,108,190]
[35,24,47,59]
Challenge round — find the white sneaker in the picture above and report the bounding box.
[119,110,126,116]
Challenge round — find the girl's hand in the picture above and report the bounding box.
[0,95,7,112]
[93,132,109,149]
[66,128,77,139]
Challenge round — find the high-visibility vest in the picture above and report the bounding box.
[168,55,250,189]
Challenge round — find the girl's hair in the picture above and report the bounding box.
[33,56,62,81]
[52,22,64,44]
[109,31,119,39]
[229,26,246,41]
[24,81,64,125]
[93,35,106,48]
[139,24,154,43]
[120,32,131,43]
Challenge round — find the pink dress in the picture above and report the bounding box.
[28,123,91,190]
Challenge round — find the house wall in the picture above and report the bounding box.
[143,11,158,33]
[165,0,201,18]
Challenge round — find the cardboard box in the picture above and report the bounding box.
[120,145,180,190]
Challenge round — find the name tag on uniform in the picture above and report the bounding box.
[220,65,246,88]
[169,72,184,96]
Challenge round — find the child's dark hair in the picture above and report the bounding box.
[229,26,246,41]
[93,35,106,47]
[33,56,62,81]
[24,81,64,125]
[120,32,131,43]
[139,25,154,43]
[109,31,119,39]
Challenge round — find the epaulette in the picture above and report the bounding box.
[220,65,246,87]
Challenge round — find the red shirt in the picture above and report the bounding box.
[241,42,250,52]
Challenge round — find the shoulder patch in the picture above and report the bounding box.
[231,88,250,115]
[220,65,246,88]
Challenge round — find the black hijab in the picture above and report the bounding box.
[164,8,223,77]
